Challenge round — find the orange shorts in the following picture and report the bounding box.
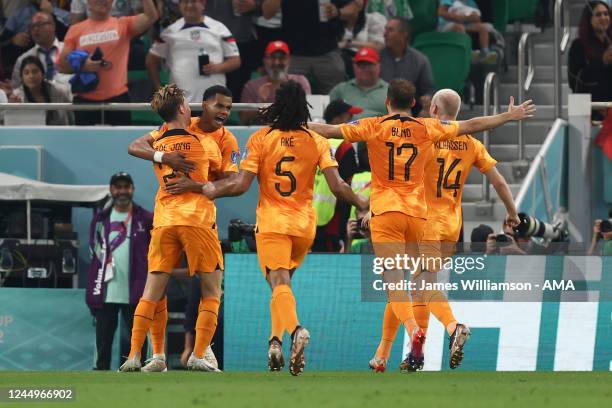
[370,212,426,259]
[255,232,313,276]
[148,226,223,275]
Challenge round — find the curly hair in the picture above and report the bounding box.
[151,83,186,122]
[257,80,311,131]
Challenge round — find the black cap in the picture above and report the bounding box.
[323,99,363,123]
[109,171,133,186]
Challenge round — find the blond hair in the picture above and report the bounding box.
[151,84,186,122]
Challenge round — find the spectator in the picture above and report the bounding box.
[240,40,311,124]
[146,0,240,103]
[86,172,153,370]
[380,17,433,116]
[9,55,74,125]
[262,0,364,94]
[69,0,143,24]
[1,1,70,73]
[206,0,259,102]
[312,99,362,252]
[59,0,158,125]
[345,206,372,253]
[568,1,612,107]
[329,47,388,119]
[437,0,497,64]
[367,0,413,20]
[339,9,386,77]
[11,11,70,89]
[587,217,612,255]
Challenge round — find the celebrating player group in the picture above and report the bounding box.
[119,78,535,375]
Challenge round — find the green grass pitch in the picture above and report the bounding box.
[0,371,610,407]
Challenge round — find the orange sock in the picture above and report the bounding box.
[269,297,284,342]
[150,296,168,355]
[193,297,220,358]
[426,291,456,328]
[375,303,401,359]
[271,284,299,335]
[412,301,430,334]
[129,298,157,358]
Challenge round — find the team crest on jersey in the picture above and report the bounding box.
[231,150,239,164]
[190,31,201,41]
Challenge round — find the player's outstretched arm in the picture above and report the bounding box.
[322,167,369,211]
[202,170,257,199]
[457,97,536,136]
[127,133,196,173]
[308,122,345,139]
[484,167,520,228]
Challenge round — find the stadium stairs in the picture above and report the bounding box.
[459,0,584,235]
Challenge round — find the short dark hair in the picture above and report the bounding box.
[386,79,416,110]
[203,85,232,101]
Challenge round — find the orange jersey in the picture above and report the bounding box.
[340,114,460,219]
[240,127,338,238]
[422,135,497,241]
[151,128,222,228]
[151,117,240,175]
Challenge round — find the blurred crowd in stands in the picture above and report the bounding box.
[0,0,521,126]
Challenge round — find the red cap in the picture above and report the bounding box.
[353,47,380,63]
[265,40,290,57]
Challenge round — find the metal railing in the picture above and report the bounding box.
[517,32,534,162]
[482,72,500,201]
[554,0,570,118]
[0,102,269,125]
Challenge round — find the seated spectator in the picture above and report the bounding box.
[146,0,240,103]
[329,47,388,119]
[262,0,364,94]
[59,0,158,125]
[568,1,612,107]
[69,0,143,24]
[380,17,433,116]
[11,11,70,89]
[240,40,310,124]
[437,0,497,64]
[367,0,413,20]
[9,55,74,125]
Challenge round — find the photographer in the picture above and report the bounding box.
[345,208,372,253]
[587,218,612,256]
[485,220,527,255]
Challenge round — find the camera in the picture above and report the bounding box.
[494,233,513,246]
[353,218,366,239]
[514,212,568,242]
[228,219,255,242]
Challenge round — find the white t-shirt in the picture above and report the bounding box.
[149,16,240,102]
[342,12,387,52]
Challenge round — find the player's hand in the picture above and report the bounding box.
[201,182,217,199]
[361,210,372,229]
[164,176,201,194]
[356,194,369,213]
[162,151,196,173]
[507,96,536,121]
[505,213,520,229]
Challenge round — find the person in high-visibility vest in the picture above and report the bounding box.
[312,99,364,252]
